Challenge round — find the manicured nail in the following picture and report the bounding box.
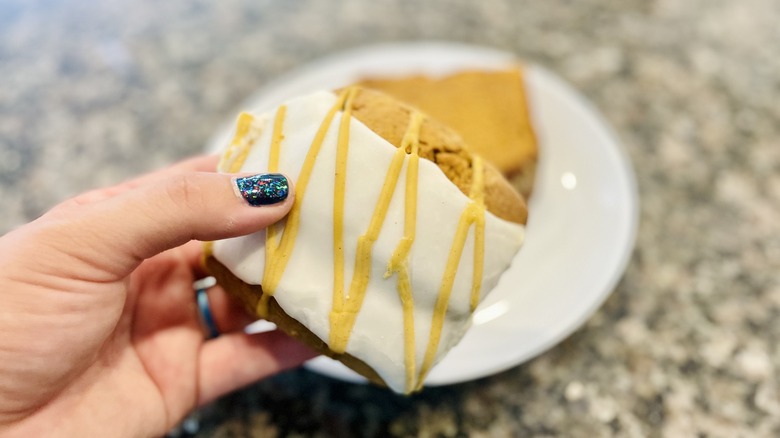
[234,173,289,206]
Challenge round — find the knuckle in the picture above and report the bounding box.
[165,174,206,213]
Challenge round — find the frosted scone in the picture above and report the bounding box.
[203,87,527,393]
[356,67,538,198]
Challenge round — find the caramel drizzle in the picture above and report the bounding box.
[220,112,264,173]
[257,89,351,317]
[416,156,485,390]
[328,126,405,351]
[203,112,265,262]
[218,90,487,393]
[330,88,359,341]
[469,158,486,312]
[256,105,288,316]
[383,111,425,392]
[329,110,426,361]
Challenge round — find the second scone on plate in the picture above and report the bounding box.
[356,67,538,198]
[204,86,527,394]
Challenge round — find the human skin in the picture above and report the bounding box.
[0,155,315,437]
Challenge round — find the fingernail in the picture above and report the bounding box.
[234,173,289,206]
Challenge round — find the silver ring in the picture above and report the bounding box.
[193,276,219,339]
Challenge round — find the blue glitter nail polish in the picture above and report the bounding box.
[235,173,289,206]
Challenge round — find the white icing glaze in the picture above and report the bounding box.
[212,91,524,393]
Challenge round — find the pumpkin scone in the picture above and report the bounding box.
[204,87,527,394]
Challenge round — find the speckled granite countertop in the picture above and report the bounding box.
[2,0,780,436]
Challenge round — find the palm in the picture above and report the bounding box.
[0,243,209,434]
[125,245,206,431]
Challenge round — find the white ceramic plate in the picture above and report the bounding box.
[207,42,638,387]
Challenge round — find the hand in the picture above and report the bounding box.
[0,156,315,437]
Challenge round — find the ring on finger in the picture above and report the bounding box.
[193,276,220,340]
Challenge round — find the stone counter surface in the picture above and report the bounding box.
[2,0,779,436]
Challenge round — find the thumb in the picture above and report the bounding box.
[44,172,292,279]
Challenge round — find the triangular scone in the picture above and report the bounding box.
[357,67,538,198]
[204,87,526,394]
